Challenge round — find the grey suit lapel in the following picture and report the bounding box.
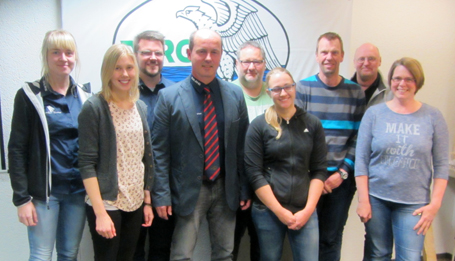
[179,80,204,150]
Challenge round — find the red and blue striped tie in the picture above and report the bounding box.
[203,87,220,181]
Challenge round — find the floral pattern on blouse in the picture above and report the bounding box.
[106,102,145,212]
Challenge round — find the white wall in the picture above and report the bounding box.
[344,0,455,259]
[0,0,61,260]
[0,0,453,260]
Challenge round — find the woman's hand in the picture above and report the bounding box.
[413,203,439,235]
[290,208,313,230]
[17,201,38,226]
[356,201,372,223]
[143,204,154,227]
[413,178,447,235]
[274,207,296,227]
[96,213,116,239]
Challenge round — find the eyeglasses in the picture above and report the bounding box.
[139,50,164,58]
[356,57,377,63]
[239,60,264,67]
[391,77,415,84]
[268,83,296,94]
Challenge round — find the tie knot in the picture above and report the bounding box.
[203,87,211,94]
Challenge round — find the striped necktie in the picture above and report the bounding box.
[203,86,220,181]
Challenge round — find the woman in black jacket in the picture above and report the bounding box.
[8,30,91,260]
[244,67,327,261]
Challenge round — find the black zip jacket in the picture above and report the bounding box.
[245,106,328,213]
[8,77,91,206]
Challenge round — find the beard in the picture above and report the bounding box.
[141,64,161,78]
[242,70,262,83]
[240,75,262,89]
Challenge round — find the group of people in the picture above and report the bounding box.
[8,27,449,261]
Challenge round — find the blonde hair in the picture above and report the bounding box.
[264,67,295,139]
[41,30,79,80]
[100,44,139,102]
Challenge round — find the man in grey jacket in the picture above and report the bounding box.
[351,43,392,108]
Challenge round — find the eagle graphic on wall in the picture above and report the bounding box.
[176,0,283,81]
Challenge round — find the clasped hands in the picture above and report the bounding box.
[275,207,313,231]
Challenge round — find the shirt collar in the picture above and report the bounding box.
[351,72,380,88]
[190,75,218,94]
[41,76,77,97]
[139,76,166,93]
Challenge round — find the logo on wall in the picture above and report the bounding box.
[113,0,290,82]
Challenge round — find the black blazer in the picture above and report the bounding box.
[151,76,249,216]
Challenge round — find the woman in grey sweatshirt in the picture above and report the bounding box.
[355,57,449,260]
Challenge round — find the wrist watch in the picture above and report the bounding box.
[339,169,348,180]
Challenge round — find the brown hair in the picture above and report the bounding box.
[133,30,165,53]
[388,57,425,93]
[316,32,344,53]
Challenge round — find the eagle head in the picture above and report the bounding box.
[176,6,203,21]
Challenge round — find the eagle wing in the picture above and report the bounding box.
[202,0,282,69]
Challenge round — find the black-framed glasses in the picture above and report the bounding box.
[268,83,296,94]
[239,60,264,67]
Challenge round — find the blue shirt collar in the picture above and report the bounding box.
[40,76,78,97]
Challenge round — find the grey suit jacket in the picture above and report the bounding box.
[151,76,250,216]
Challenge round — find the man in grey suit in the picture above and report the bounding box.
[151,29,250,260]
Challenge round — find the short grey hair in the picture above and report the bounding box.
[236,41,265,60]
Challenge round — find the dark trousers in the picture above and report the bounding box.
[86,204,143,261]
[232,207,260,261]
[133,207,175,261]
[317,176,356,261]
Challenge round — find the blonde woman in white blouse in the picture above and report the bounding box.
[78,44,154,261]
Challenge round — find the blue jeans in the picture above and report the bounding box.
[170,178,236,261]
[317,175,356,261]
[251,202,319,261]
[28,192,86,261]
[363,196,426,261]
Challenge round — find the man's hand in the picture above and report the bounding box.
[240,200,251,210]
[323,171,345,194]
[156,205,172,220]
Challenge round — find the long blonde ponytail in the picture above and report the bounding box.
[265,105,282,139]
